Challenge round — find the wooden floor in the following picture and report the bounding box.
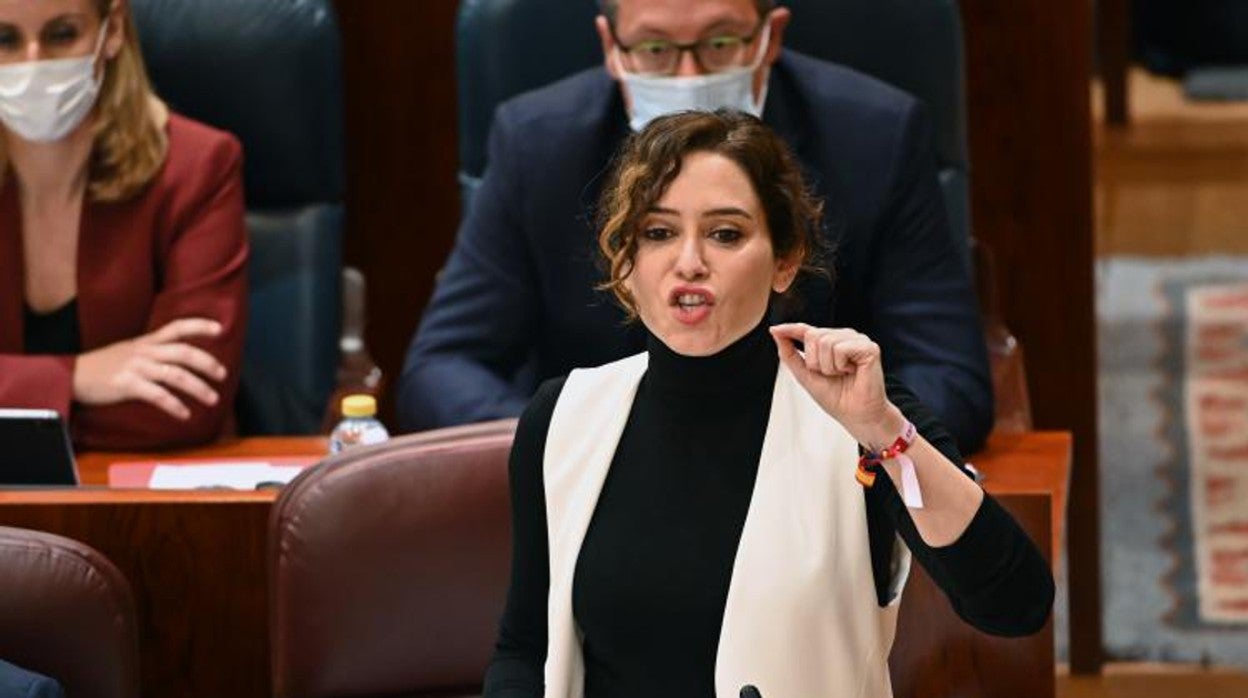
[1057,664,1248,697]
[1095,69,1248,256]
[1061,69,1248,696]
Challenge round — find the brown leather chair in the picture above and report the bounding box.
[270,418,1052,698]
[269,420,517,698]
[0,527,140,698]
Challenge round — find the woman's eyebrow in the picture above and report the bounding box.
[702,207,752,219]
[45,13,90,24]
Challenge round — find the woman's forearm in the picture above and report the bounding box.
[880,434,983,547]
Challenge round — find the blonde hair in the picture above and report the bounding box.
[0,0,168,202]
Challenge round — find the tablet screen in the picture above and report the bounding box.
[0,409,79,486]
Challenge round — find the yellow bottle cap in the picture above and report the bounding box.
[341,394,377,418]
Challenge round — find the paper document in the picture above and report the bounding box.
[148,462,305,490]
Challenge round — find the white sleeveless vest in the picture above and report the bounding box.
[542,353,910,698]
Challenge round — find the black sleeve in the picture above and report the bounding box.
[482,377,566,698]
[865,376,1055,637]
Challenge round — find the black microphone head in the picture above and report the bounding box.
[740,685,762,698]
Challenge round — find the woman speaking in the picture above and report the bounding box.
[0,0,247,449]
[484,110,1054,698]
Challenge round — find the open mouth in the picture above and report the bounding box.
[676,292,710,310]
[670,287,715,324]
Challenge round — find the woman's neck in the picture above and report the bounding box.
[644,318,779,402]
[5,123,93,207]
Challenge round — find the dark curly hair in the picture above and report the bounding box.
[596,109,827,317]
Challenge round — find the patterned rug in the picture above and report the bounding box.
[1099,257,1248,664]
[1185,66,1248,102]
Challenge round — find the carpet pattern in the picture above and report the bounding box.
[1099,257,1248,664]
[1184,66,1248,102]
[1169,280,1248,624]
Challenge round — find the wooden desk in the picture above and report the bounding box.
[74,436,329,486]
[972,430,1071,565]
[0,432,1068,698]
[894,430,1069,698]
[0,437,325,698]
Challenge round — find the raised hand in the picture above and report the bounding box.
[769,323,905,449]
[72,318,228,420]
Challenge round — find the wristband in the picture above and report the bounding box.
[855,420,924,508]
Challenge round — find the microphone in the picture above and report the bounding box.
[740,685,763,698]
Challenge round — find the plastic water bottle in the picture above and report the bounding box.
[329,394,390,453]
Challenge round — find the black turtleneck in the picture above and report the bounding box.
[484,321,1054,698]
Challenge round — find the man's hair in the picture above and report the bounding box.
[0,0,169,203]
[595,110,826,319]
[599,0,776,24]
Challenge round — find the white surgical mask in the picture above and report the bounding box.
[617,22,772,132]
[0,17,111,143]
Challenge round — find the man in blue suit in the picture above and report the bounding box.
[399,0,993,452]
[0,659,63,698]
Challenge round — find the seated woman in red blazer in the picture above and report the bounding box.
[0,0,247,450]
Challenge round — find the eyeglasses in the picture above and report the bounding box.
[610,15,769,77]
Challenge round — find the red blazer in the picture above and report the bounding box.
[0,113,248,450]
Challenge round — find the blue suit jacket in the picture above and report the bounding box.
[400,51,992,452]
[0,660,63,698]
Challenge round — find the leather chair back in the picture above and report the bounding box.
[132,0,346,434]
[268,420,1053,697]
[269,420,518,698]
[455,0,970,263]
[0,527,140,698]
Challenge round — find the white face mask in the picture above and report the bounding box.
[0,17,111,143]
[617,22,772,133]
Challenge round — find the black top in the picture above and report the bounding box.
[484,321,1053,698]
[23,299,81,355]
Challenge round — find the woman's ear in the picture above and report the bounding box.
[620,260,636,295]
[772,252,800,294]
[104,1,126,60]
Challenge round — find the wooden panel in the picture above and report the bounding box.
[1058,667,1248,698]
[960,0,1100,672]
[972,430,1071,564]
[0,433,1065,697]
[332,0,462,424]
[892,495,1053,698]
[0,499,271,698]
[0,438,327,698]
[72,436,330,486]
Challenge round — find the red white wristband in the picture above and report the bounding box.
[855,420,925,509]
